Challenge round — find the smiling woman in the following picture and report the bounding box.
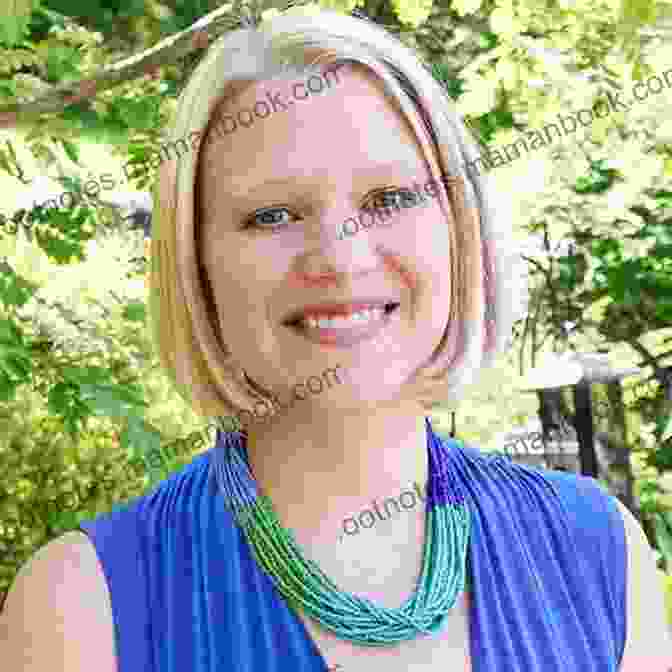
[2,5,670,672]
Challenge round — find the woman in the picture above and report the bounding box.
[2,6,670,671]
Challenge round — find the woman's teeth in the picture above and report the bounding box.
[301,307,385,329]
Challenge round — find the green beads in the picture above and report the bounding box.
[237,494,471,646]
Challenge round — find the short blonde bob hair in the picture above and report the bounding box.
[148,7,528,430]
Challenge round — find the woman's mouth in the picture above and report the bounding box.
[284,302,401,347]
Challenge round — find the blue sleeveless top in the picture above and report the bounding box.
[77,425,627,672]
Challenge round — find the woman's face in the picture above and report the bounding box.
[198,62,455,411]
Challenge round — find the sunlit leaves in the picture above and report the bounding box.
[47,367,148,440]
[620,0,658,27]
[0,0,36,47]
[0,78,18,109]
[0,48,40,76]
[59,138,80,164]
[452,0,483,16]
[489,5,525,37]
[78,381,147,419]
[27,205,97,264]
[34,40,82,82]
[120,413,162,468]
[0,314,33,402]
[0,259,39,309]
[0,139,27,180]
[113,96,163,131]
[495,58,519,91]
[122,300,146,322]
[390,0,434,27]
[573,160,618,194]
[0,0,668,588]
[660,413,672,443]
[315,0,359,13]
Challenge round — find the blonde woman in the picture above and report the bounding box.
[2,6,670,672]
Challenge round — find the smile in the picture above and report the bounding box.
[284,302,400,347]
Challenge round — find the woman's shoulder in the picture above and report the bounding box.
[0,530,117,672]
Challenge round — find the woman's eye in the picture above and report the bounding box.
[365,188,418,212]
[244,206,299,231]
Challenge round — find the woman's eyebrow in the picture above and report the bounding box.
[224,159,430,201]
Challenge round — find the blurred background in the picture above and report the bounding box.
[0,0,670,622]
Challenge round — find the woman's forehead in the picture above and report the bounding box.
[200,66,430,183]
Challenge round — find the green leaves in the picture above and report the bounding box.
[466,108,514,146]
[113,97,163,132]
[47,366,148,440]
[77,382,147,419]
[654,510,672,572]
[122,300,146,323]
[0,259,39,309]
[390,0,434,27]
[556,251,588,291]
[658,412,672,444]
[619,0,658,31]
[573,160,618,195]
[29,206,95,264]
[0,0,36,47]
[431,63,467,102]
[0,139,27,181]
[477,32,498,50]
[0,77,17,98]
[59,138,80,165]
[653,190,672,210]
[46,508,80,533]
[0,316,33,402]
[120,414,162,478]
[452,0,482,17]
[40,42,81,81]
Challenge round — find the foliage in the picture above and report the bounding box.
[420,1,672,503]
[0,379,216,604]
[0,224,221,605]
[663,571,672,629]
[653,509,672,573]
[0,0,671,611]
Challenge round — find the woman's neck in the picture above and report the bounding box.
[245,402,429,540]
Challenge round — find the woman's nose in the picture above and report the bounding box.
[296,205,385,280]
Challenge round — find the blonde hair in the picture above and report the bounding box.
[148,7,528,429]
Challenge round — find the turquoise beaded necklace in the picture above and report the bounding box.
[212,417,472,646]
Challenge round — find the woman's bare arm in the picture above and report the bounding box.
[615,499,672,672]
[0,530,117,672]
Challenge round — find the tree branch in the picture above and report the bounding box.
[520,254,550,280]
[0,3,243,128]
[581,316,671,384]
[628,338,668,380]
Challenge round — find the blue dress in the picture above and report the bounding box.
[77,425,627,672]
